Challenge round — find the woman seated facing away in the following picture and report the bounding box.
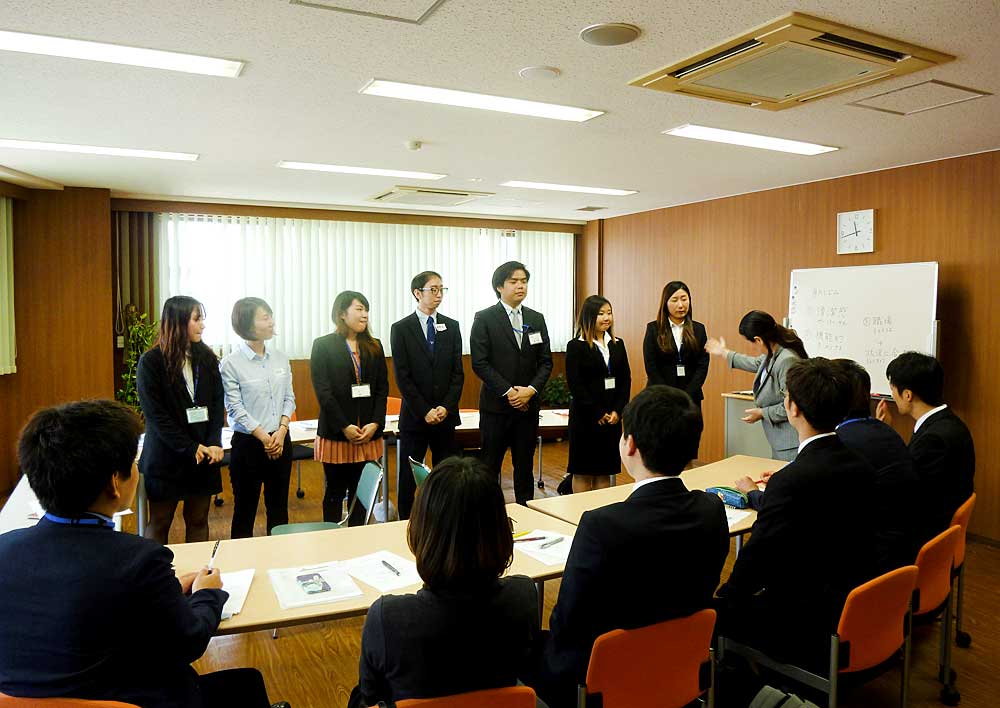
[0,400,284,708]
[353,456,540,707]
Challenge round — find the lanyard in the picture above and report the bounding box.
[836,417,870,429]
[344,338,362,383]
[192,363,199,399]
[43,512,114,528]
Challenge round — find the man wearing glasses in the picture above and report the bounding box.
[390,271,465,519]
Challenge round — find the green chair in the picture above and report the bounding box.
[409,456,432,487]
[272,461,384,535]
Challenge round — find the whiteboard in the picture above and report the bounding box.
[787,262,938,395]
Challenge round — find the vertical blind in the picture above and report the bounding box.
[154,213,575,358]
[0,197,14,375]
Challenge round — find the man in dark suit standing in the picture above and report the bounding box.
[719,358,878,673]
[470,261,553,504]
[877,351,975,543]
[526,386,729,708]
[390,271,465,519]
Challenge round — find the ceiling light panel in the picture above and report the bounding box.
[360,79,604,122]
[0,138,198,160]
[662,124,838,155]
[502,180,636,196]
[0,29,244,77]
[277,161,446,179]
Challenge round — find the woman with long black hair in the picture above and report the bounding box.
[642,281,710,408]
[706,310,808,461]
[137,296,225,544]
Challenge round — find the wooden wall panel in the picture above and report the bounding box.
[601,150,1000,540]
[0,187,113,491]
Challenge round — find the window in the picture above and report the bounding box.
[154,213,575,358]
[0,197,14,375]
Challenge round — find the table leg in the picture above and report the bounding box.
[136,474,147,536]
[381,440,390,522]
[535,580,545,625]
[536,435,544,489]
[735,533,744,556]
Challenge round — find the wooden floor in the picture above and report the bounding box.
[11,441,1000,706]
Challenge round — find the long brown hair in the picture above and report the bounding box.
[738,310,808,369]
[656,281,698,354]
[332,291,382,359]
[575,295,616,347]
[155,295,217,381]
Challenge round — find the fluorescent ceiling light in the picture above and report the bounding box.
[277,161,446,180]
[0,138,198,160]
[663,124,838,155]
[502,180,637,196]
[361,79,604,122]
[0,29,244,77]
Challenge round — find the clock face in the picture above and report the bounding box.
[837,209,875,254]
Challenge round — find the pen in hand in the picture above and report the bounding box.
[207,540,221,570]
[381,559,401,576]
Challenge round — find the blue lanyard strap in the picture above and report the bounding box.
[836,417,871,429]
[344,337,362,382]
[192,363,199,399]
[43,512,114,528]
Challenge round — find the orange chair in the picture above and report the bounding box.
[579,609,716,708]
[949,493,976,648]
[396,685,536,708]
[913,526,962,705]
[387,397,402,415]
[0,695,139,707]
[718,566,920,708]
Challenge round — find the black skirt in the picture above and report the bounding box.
[566,403,622,477]
[143,463,223,502]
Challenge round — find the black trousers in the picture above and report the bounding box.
[198,667,271,708]
[397,424,459,519]
[480,410,539,504]
[323,461,365,525]
[229,431,293,538]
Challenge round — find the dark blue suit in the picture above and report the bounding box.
[0,518,226,707]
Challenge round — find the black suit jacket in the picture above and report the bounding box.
[137,346,225,479]
[389,312,464,431]
[836,417,921,570]
[540,478,728,692]
[724,436,878,620]
[642,320,710,401]
[357,576,539,705]
[564,338,631,418]
[0,519,226,707]
[909,407,975,543]
[310,333,389,441]
[470,302,553,414]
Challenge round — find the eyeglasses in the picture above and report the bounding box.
[418,287,449,295]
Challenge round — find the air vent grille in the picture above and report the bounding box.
[370,185,492,207]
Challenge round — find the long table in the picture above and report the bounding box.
[166,503,577,635]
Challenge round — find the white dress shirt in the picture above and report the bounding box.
[914,404,948,432]
[797,431,837,453]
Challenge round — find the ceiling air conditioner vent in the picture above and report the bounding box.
[370,185,493,207]
[630,12,953,111]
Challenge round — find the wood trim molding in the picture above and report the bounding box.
[0,179,29,201]
[110,199,583,234]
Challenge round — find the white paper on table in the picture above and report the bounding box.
[298,421,318,430]
[725,509,752,528]
[385,414,400,422]
[513,530,573,566]
[220,568,255,619]
[342,551,420,593]
[267,561,362,610]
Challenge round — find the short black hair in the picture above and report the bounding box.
[410,271,442,299]
[785,358,851,432]
[407,456,513,592]
[834,359,873,420]
[491,261,529,299]
[621,386,702,476]
[886,351,944,406]
[231,297,272,340]
[18,400,143,517]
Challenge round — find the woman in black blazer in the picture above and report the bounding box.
[565,295,631,493]
[353,456,539,707]
[643,281,710,408]
[310,290,389,525]
[137,296,225,544]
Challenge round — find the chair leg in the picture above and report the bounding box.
[295,460,305,499]
[707,647,716,708]
[576,684,587,708]
[272,627,278,640]
[535,581,545,626]
[955,564,971,648]
[939,591,960,706]
[901,612,913,708]
[828,635,839,708]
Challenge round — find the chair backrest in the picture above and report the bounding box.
[914,525,961,615]
[270,521,342,535]
[396,685,536,708]
[0,695,139,708]
[837,565,919,673]
[949,493,977,568]
[585,609,715,708]
[348,461,384,525]
[387,397,402,415]
[410,456,432,487]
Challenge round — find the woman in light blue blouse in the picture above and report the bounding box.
[220,297,296,537]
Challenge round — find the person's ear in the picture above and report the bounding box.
[785,396,800,420]
[105,473,123,503]
[621,434,638,457]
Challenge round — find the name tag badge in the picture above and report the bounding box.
[604,377,616,390]
[528,331,543,346]
[351,383,372,399]
[186,406,209,424]
[676,365,686,377]
[435,323,447,332]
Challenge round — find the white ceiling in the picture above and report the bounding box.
[0,0,997,222]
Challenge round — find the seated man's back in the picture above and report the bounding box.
[909,407,975,543]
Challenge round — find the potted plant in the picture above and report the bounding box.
[116,305,157,416]
[540,373,571,408]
